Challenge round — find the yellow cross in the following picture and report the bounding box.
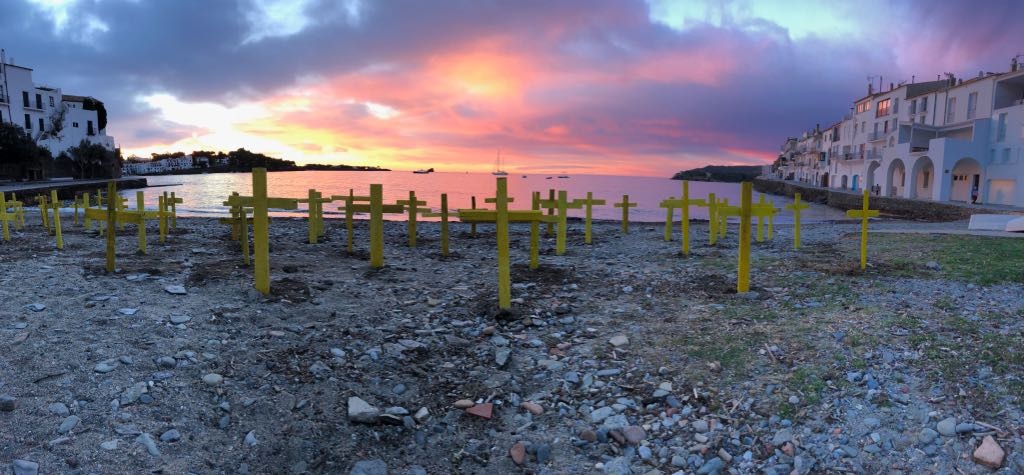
[577,192,606,244]
[0,192,17,242]
[297,189,332,244]
[784,193,810,249]
[398,190,428,247]
[162,192,183,229]
[458,199,552,271]
[752,194,779,242]
[845,190,879,270]
[85,191,163,254]
[420,194,451,256]
[695,193,719,245]
[613,194,637,234]
[738,182,753,293]
[659,181,706,255]
[538,191,585,255]
[331,190,370,254]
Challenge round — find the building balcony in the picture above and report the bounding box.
[865,149,883,160]
[0,93,7,104]
[868,130,890,142]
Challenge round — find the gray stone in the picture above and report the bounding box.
[24,303,45,312]
[350,459,388,475]
[602,456,633,475]
[919,428,939,445]
[692,419,710,433]
[697,457,725,474]
[164,285,187,295]
[58,415,80,434]
[495,349,511,367]
[955,422,978,434]
[937,417,957,437]
[12,460,38,475]
[48,402,69,416]
[772,428,793,446]
[100,440,119,450]
[0,394,16,412]
[671,455,688,467]
[117,308,138,316]
[863,417,881,429]
[120,382,148,405]
[348,397,380,423]
[136,433,160,456]
[155,356,177,368]
[202,373,224,386]
[590,406,616,423]
[244,431,258,446]
[160,429,181,442]
[95,360,118,373]
[169,314,191,324]
[602,414,629,430]
[609,335,629,347]
[535,443,552,463]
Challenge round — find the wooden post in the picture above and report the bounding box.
[158,195,167,243]
[708,193,718,245]
[737,183,752,293]
[785,193,810,249]
[756,194,766,242]
[48,191,62,249]
[73,194,80,225]
[719,198,729,239]
[614,194,637,234]
[370,184,384,268]
[252,168,270,294]
[136,191,147,254]
[105,181,116,273]
[39,195,51,234]
[584,192,594,244]
[663,197,673,241]
[82,193,91,230]
[346,189,355,253]
[496,177,511,310]
[470,196,478,236]
[845,190,878,270]
[440,194,450,256]
[307,189,318,244]
[681,182,690,255]
[0,193,9,242]
[530,191,540,269]
[170,191,178,228]
[241,206,251,266]
[556,190,568,255]
[398,190,426,247]
[545,189,555,236]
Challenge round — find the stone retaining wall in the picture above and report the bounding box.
[753,178,1016,222]
[3,178,148,205]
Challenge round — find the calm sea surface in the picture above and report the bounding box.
[126,171,842,222]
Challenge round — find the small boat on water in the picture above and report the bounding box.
[557,175,570,179]
[521,175,527,178]
[492,150,508,176]
[413,168,434,174]
[545,176,553,180]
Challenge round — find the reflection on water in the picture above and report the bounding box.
[124,171,844,222]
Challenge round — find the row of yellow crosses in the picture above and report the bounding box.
[221,169,878,309]
[0,183,183,274]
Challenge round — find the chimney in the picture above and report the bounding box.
[889,82,894,91]
[1013,56,1020,72]
[868,83,874,95]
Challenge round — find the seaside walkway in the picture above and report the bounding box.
[0,177,148,203]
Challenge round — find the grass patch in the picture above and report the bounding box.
[862,234,1024,285]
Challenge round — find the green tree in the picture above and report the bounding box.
[0,122,52,180]
[61,140,121,179]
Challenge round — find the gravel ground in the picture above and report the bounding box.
[2,212,1023,474]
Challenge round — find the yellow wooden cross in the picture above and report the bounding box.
[737,182,753,293]
[784,193,810,249]
[297,189,332,244]
[752,194,779,242]
[37,194,51,234]
[398,190,428,247]
[469,196,478,236]
[495,178,512,309]
[538,191,584,255]
[162,191,183,229]
[577,192,606,244]
[659,181,706,255]
[717,197,729,239]
[331,189,370,253]
[222,189,298,271]
[544,189,556,236]
[0,192,16,242]
[105,181,116,272]
[846,190,879,270]
[8,193,25,230]
[331,186,403,267]
[49,190,63,250]
[420,194,451,256]
[85,191,162,254]
[613,194,637,234]
[458,200,552,270]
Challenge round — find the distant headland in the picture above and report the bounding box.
[671,165,762,183]
[123,148,389,176]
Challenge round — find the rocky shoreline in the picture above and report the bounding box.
[1,215,1023,474]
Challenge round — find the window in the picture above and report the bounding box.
[990,149,997,164]
[997,113,1007,141]
[72,121,79,128]
[22,91,29,107]
[49,96,54,107]
[883,121,889,133]
[0,110,3,122]
[967,92,978,119]
[38,118,44,131]
[87,120,94,136]
[861,121,866,132]
[910,99,917,114]
[35,94,41,109]
[946,97,956,123]
[923,171,930,188]
[921,96,928,112]
[24,113,31,129]
[857,102,871,114]
[1004,148,1012,163]
[876,99,891,117]
[894,98,899,114]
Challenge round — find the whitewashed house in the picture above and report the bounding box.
[779,56,1024,207]
[0,52,115,157]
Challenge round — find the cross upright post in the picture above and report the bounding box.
[845,190,879,269]
[496,177,511,310]
[613,194,637,234]
[784,193,810,249]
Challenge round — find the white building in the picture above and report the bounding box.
[0,52,115,157]
[778,56,1024,207]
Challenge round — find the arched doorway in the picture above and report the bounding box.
[841,175,848,189]
[950,157,982,203]
[886,159,906,197]
[866,161,881,193]
[909,156,934,200]
[852,175,859,191]
[821,172,829,187]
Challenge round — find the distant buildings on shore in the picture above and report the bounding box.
[0,50,116,157]
[772,56,1024,207]
[122,154,214,175]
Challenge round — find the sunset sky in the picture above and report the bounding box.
[2,0,1023,176]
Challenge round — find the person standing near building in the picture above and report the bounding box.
[971,184,979,204]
